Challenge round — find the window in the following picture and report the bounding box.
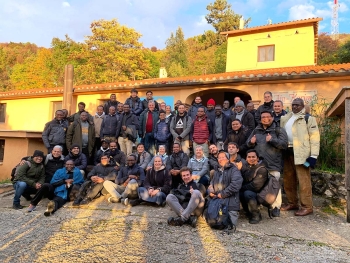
[0,140,4,163]
[258,45,275,62]
[0,104,6,122]
[52,101,62,119]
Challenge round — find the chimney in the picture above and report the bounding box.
[239,17,244,29]
[159,67,167,78]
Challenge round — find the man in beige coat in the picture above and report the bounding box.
[280,98,320,216]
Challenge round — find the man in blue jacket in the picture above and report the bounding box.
[27,160,84,216]
[154,110,171,153]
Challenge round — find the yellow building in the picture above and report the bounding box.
[0,17,350,180]
[221,18,322,72]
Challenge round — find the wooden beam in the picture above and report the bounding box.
[345,98,350,223]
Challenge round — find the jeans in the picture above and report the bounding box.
[138,187,166,206]
[166,190,205,220]
[13,181,37,205]
[103,179,139,199]
[239,190,258,213]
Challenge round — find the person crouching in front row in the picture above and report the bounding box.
[166,167,206,228]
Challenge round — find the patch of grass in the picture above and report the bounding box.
[322,205,338,215]
[307,241,327,247]
[0,179,11,184]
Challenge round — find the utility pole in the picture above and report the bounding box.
[331,0,339,40]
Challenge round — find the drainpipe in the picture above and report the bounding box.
[63,65,74,115]
[346,98,350,223]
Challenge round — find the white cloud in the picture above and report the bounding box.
[62,2,70,8]
[289,4,316,20]
[196,15,207,27]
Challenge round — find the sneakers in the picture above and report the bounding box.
[167,216,186,226]
[187,216,198,228]
[271,207,280,217]
[13,204,24,210]
[44,201,55,217]
[128,199,141,207]
[27,204,36,212]
[107,197,120,203]
[79,198,92,206]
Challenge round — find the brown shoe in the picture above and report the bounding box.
[281,204,299,211]
[294,208,313,216]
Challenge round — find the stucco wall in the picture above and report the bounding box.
[226,25,315,71]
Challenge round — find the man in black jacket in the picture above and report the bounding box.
[44,145,65,183]
[108,141,126,172]
[166,166,206,227]
[103,154,145,204]
[240,149,268,224]
[42,110,69,154]
[142,90,159,111]
[100,106,119,142]
[228,100,255,134]
[166,143,189,189]
[73,154,117,206]
[103,94,120,115]
[116,104,139,155]
[213,105,229,150]
[247,111,288,217]
[255,91,274,124]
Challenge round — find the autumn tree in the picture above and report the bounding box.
[143,48,164,78]
[76,19,150,84]
[205,0,250,33]
[164,27,188,77]
[317,33,339,65]
[336,40,350,63]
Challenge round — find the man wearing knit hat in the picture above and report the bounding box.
[206,98,216,123]
[228,100,255,134]
[12,150,45,209]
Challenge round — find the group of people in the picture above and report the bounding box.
[11,89,320,231]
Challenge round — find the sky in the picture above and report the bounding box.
[0,0,349,49]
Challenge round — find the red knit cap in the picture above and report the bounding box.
[207,98,215,106]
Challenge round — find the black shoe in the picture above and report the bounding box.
[13,204,24,210]
[44,201,55,217]
[222,224,236,235]
[187,216,198,228]
[167,217,175,225]
[168,216,185,226]
[80,198,92,206]
[160,201,167,207]
[72,197,82,207]
[249,212,262,224]
[271,207,280,217]
[128,199,141,207]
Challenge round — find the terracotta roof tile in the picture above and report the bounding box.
[220,17,323,36]
[0,63,350,98]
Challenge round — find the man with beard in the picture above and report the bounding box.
[108,141,126,172]
[224,119,249,157]
[208,144,219,180]
[116,104,139,155]
[188,96,206,120]
[166,143,189,189]
[73,154,117,206]
[166,167,206,228]
[42,110,68,154]
[124,88,143,117]
[64,144,87,177]
[104,154,145,204]
[67,102,93,123]
[227,142,247,171]
[255,91,274,124]
[170,104,192,155]
[103,94,120,115]
[229,100,255,133]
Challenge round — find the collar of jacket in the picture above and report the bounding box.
[192,156,206,162]
[195,115,207,121]
[153,165,166,171]
[95,112,105,118]
[47,153,65,161]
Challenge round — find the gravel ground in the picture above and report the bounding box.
[0,193,350,263]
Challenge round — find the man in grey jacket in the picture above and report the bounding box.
[170,104,192,155]
[42,110,68,154]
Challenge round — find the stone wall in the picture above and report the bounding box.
[311,171,347,201]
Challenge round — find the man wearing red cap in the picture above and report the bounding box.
[206,98,216,123]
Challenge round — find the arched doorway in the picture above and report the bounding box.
[185,88,252,107]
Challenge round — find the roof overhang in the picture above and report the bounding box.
[326,87,350,117]
[0,131,43,138]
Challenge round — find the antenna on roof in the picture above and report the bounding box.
[331,0,339,40]
[239,17,244,29]
[267,18,272,25]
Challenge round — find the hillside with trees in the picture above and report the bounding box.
[0,0,349,91]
